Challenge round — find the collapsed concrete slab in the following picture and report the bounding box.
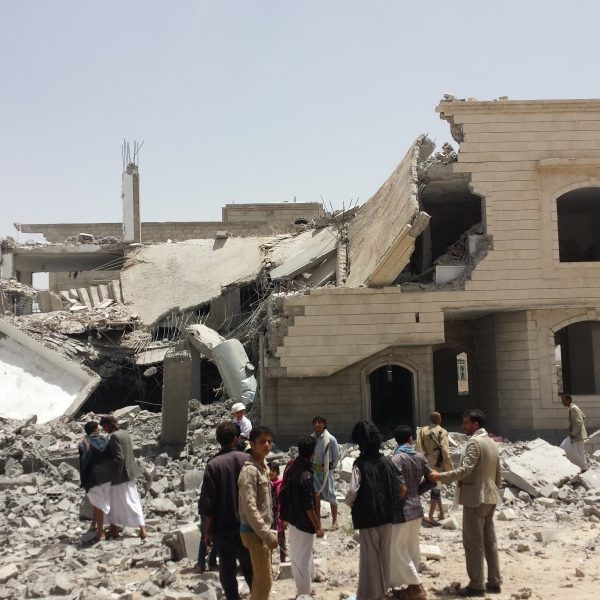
[0,320,100,423]
[344,136,431,287]
[502,439,580,498]
[120,238,270,326]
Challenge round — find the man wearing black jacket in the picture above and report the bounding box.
[198,422,252,600]
[281,436,324,598]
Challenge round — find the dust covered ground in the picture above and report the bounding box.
[1,405,599,600]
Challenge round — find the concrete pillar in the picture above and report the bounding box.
[122,163,141,243]
[189,345,202,401]
[161,348,192,446]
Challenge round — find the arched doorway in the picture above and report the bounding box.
[369,365,414,438]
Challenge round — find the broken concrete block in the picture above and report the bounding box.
[0,563,19,584]
[314,556,328,581]
[579,467,600,491]
[339,457,355,483]
[113,405,141,420]
[162,523,200,562]
[52,574,73,595]
[536,497,556,508]
[555,512,574,522]
[502,487,519,504]
[503,439,580,497]
[518,491,532,503]
[182,469,204,492]
[420,544,442,560]
[496,509,517,521]
[278,562,292,579]
[534,529,560,544]
[148,497,177,514]
[441,516,458,530]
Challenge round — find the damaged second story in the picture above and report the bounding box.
[2,97,599,446]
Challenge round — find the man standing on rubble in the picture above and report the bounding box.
[311,416,340,530]
[99,415,147,540]
[390,425,434,600]
[416,411,453,525]
[559,393,588,471]
[199,422,252,600]
[430,410,502,597]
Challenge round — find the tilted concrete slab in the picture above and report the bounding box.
[502,438,580,497]
[345,137,430,287]
[0,320,100,423]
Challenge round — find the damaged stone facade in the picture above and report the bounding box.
[263,98,600,443]
[2,98,600,447]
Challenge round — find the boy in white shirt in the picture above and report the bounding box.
[231,402,252,439]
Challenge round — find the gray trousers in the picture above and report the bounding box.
[462,504,501,590]
[357,524,392,600]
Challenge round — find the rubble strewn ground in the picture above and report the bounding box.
[1,408,598,599]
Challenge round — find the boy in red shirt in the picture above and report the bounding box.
[268,461,287,562]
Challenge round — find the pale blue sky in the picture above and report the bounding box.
[1,0,599,240]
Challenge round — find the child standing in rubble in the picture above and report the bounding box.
[268,461,287,562]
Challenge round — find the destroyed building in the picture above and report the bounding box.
[2,97,600,445]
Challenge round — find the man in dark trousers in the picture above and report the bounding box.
[100,415,147,540]
[199,422,252,600]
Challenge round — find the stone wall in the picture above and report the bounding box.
[265,100,600,440]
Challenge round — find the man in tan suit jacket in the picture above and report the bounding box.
[431,410,501,597]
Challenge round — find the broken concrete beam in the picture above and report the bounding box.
[49,292,63,311]
[187,324,224,358]
[95,298,114,309]
[502,438,580,497]
[109,279,123,303]
[420,544,442,560]
[77,288,92,308]
[87,286,100,308]
[97,284,110,301]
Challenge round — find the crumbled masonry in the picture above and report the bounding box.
[0,414,598,598]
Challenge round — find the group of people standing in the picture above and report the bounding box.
[346,410,502,600]
[198,415,339,600]
[78,415,146,541]
[197,409,503,600]
[78,405,506,599]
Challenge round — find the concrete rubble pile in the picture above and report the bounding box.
[0,399,291,599]
[1,411,599,598]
